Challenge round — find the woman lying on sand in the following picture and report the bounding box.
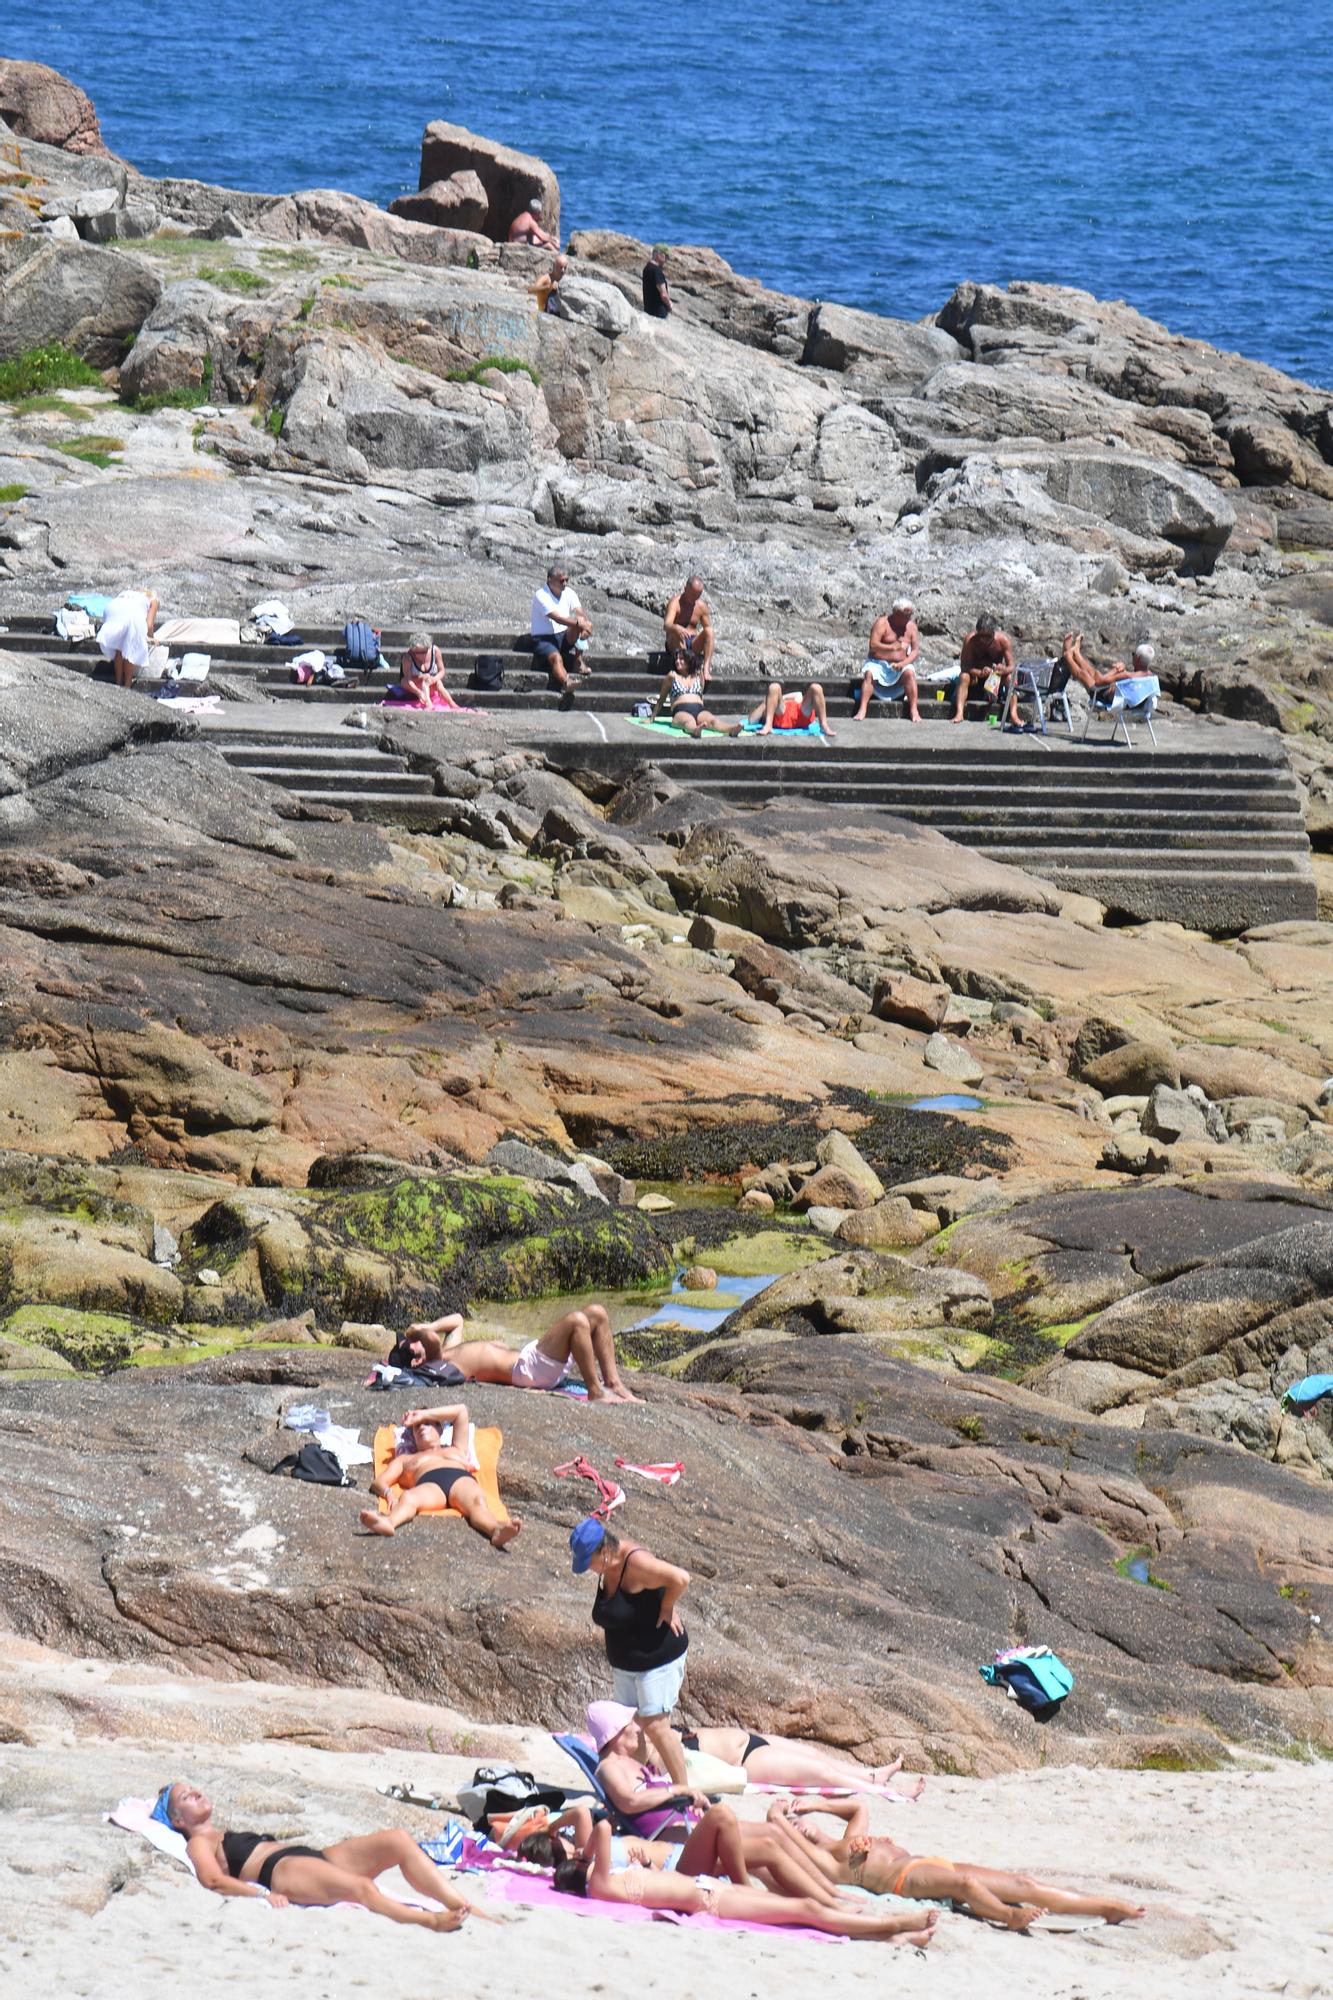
[151,1780,493,1929]
[514,1798,862,1906]
[771,1797,1145,1929]
[594,1704,923,1808]
[358,1406,521,1550]
[549,1819,936,1944]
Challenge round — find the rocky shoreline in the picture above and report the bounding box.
[0,60,1330,1800]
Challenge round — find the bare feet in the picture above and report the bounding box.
[890,1773,926,1800]
[949,712,966,724]
[822,726,837,739]
[894,1919,937,1947]
[427,1908,467,1932]
[757,724,772,736]
[608,1383,645,1403]
[1099,1899,1146,1923]
[1003,1904,1041,1931]
[359,1509,394,1535]
[491,1519,522,1550]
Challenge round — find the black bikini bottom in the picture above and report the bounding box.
[258,1842,325,1891]
[417,1466,471,1502]
[680,1732,769,1762]
[672,701,705,720]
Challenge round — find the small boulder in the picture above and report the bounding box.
[739,1188,775,1213]
[389,170,489,233]
[837,1198,940,1249]
[1142,1084,1210,1144]
[805,1205,850,1234]
[637,1192,674,1213]
[923,1033,986,1085]
[1081,1038,1181,1097]
[681,1266,718,1290]
[336,1320,394,1353]
[251,1309,318,1346]
[814,1129,885,1203]
[792,1164,878,1213]
[871,973,950,1033]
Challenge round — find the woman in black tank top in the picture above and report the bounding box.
[148,1780,490,1927]
[571,1517,692,1787]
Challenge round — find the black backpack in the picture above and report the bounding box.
[468,654,505,691]
[342,619,380,669]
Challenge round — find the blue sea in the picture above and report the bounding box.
[9,0,1333,387]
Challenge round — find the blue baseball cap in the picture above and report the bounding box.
[570,1516,606,1573]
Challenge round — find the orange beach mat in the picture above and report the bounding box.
[373,1423,510,1525]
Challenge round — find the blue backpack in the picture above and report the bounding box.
[980,1645,1073,1723]
[342,618,380,669]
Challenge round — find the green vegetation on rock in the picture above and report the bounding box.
[0,342,102,399]
[56,435,123,468]
[0,483,28,504]
[447,354,541,387]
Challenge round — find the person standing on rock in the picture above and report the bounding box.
[532,562,593,699]
[571,1517,692,1786]
[952,612,1015,723]
[663,575,714,672]
[642,244,672,318]
[853,599,922,721]
[509,196,559,250]
[98,586,159,690]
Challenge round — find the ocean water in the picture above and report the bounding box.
[8,0,1333,387]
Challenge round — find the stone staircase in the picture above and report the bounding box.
[549,738,1316,930]
[217,730,453,825]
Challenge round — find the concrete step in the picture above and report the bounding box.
[283,790,455,825]
[632,774,1300,809]
[1000,850,1311,876]
[238,764,437,797]
[222,747,402,772]
[931,827,1309,853]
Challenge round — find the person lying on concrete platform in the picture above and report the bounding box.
[532,562,593,700]
[663,574,715,673]
[398,1300,643,1402]
[770,1796,1146,1929]
[395,632,466,710]
[359,1405,521,1548]
[653,655,740,736]
[853,599,921,721]
[751,680,834,737]
[951,611,1014,723]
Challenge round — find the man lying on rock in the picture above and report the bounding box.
[359,1404,521,1549]
[769,1797,1145,1929]
[396,1299,643,1402]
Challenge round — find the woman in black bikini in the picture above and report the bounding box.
[152,1780,491,1928]
[652,659,740,737]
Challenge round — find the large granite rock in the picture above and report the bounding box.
[417,121,560,243]
[388,170,489,233]
[0,61,117,157]
[719,1246,993,1336]
[0,236,160,367]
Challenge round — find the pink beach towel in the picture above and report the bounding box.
[478,1865,841,1943]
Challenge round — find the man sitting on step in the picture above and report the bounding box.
[853,599,922,721]
[663,574,715,674]
[951,612,1015,723]
[532,562,593,703]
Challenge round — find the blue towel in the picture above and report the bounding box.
[739,718,826,738]
[1282,1374,1333,1413]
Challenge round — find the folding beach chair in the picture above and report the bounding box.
[1081,673,1160,747]
[1012,657,1074,734]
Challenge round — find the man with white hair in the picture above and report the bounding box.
[853,597,921,721]
[532,561,593,698]
[1058,631,1155,698]
[508,196,559,250]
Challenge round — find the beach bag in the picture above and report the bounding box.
[468,654,505,691]
[251,598,294,637]
[457,1765,568,1831]
[55,605,95,643]
[683,1749,748,1795]
[342,619,379,668]
[632,699,654,719]
[314,660,346,685]
[979,1645,1073,1722]
[281,1440,350,1486]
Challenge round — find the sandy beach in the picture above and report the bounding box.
[2,1642,1329,2000]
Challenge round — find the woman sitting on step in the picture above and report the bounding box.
[395,632,465,710]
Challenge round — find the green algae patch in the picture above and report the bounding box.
[1116,1545,1172,1591]
[0,1304,138,1372]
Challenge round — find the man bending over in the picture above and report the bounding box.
[359,1406,521,1550]
[398,1300,642,1403]
[951,612,1015,722]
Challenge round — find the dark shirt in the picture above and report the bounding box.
[642,260,670,318]
[591,1551,688,1673]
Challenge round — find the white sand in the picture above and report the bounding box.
[1,1644,1329,1999]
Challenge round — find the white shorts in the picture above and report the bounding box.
[611,1651,688,1719]
[510,1338,574,1391]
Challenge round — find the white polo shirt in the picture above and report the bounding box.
[532,584,581,638]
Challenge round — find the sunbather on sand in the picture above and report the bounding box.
[770,1797,1146,1929]
[399,1301,642,1403]
[675,1724,923,1798]
[149,1779,493,1928]
[551,1819,937,1943]
[517,1799,868,1907]
[358,1405,521,1550]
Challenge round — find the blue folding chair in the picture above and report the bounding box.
[1082,673,1160,747]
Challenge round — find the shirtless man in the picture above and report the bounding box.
[508,197,559,250]
[663,575,714,673]
[1061,630,1155,696]
[359,1406,521,1550]
[398,1300,642,1403]
[951,612,1015,723]
[750,679,834,737]
[769,1798,1145,1930]
[853,599,921,721]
